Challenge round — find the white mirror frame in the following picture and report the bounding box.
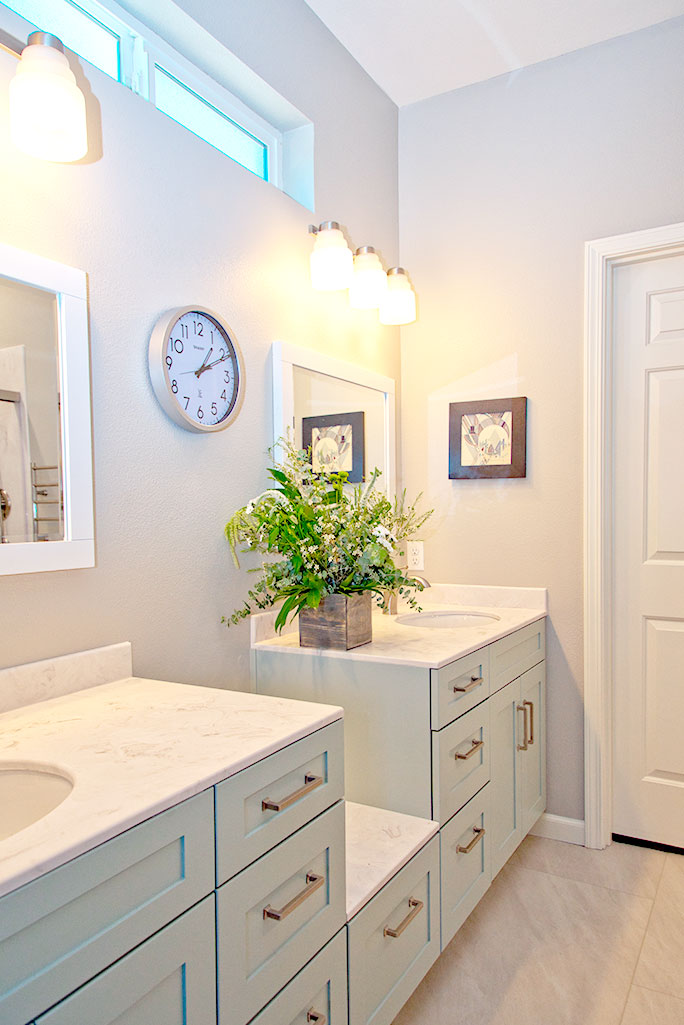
[271,340,396,496]
[0,242,94,575]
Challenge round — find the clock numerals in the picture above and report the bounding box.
[171,379,178,394]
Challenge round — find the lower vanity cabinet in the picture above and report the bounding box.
[250,928,348,1025]
[489,662,546,877]
[347,836,440,1025]
[35,895,217,1025]
[440,784,491,949]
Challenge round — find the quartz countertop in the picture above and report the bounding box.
[345,802,438,919]
[0,678,342,899]
[253,584,547,669]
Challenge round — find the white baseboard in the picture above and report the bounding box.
[530,813,586,846]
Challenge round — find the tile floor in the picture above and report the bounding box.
[394,835,684,1025]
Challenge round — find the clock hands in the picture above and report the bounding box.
[200,351,232,373]
[175,350,232,377]
[194,347,213,378]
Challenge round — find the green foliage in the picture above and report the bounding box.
[222,441,432,632]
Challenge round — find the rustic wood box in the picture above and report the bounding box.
[298,592,372,650]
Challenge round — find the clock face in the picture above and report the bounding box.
[149,307,242,432]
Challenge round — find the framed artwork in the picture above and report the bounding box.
[302,410,365,482]
[448,397,527,479]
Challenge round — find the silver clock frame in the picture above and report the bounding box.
[148,305,243,433]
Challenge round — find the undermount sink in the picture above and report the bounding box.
[395,610,501,629]
[0,763,73,841]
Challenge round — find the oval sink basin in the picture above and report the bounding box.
[0,763,73,841]
[395,610,501,629]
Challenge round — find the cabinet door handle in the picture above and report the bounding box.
[263,872,325,921]
[261,773,323,812]
[453,675,483,693]
[457,826,486,854]
[383,897,424,938]
[516,704,529,751]
[455,738,484,760]
[524,699,535,745]
[307,1011,327,1025]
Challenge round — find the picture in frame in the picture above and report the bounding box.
[302,410,365,483]
[448,397,527,479]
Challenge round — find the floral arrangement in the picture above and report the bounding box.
[223,442,432,632]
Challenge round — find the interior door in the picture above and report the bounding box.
[612,251,684,847]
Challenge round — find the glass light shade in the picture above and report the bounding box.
[10,37,88,162]
[310,222,353,291]
[349,246,387,309]
[379,268,416,325]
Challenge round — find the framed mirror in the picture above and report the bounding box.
[0,242,94,575]
[271,340,396,496]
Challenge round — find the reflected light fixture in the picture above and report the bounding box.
[379,267,417,326]
[10,32,88,162]
[309,221,353,291]
[349,246,387,310]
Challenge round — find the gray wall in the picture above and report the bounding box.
[0,0,399,686]
[398,17,684,820]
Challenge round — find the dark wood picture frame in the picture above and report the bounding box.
[302,410,365,483]
[448,397,527,479]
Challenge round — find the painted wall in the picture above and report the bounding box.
[398,18,684,820]
[0,0,400,685]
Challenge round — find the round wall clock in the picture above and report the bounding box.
[148,306,243,433]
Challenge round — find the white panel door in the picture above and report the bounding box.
[613,253,684,846]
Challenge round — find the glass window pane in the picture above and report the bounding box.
[154,65,267,181]
[5,0,120,80]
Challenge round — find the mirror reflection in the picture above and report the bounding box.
[0,277,63,544]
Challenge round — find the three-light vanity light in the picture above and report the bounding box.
[309,222,417,325]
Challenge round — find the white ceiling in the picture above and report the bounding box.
[304,0,684,106]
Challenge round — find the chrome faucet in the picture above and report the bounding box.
[410,574,431,589]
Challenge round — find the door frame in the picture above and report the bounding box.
[584,220,684,849]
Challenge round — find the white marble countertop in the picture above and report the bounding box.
[345,802,439,919]
[0,678,342,899]
[253,584,547,669]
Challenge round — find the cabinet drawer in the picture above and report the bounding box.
[430,648,489,730]
[431,702,490,824]
[36,895,216,1025]
[250,928,348,1025]
[217,801,346,1025]
[216,720,344,884]
[0,789,215,1025]
[347,835,439,1025]
[440,785,491,949]
[489,620,545,693]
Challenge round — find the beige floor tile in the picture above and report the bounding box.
[512,835,666,898]
[621,985,684,1025]
[634,852,684,999]
[393,859,652,1025]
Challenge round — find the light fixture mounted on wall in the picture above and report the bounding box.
[308,221,353,291]
[379,267,417,326]
[349,246,387,310]
[9,31,88,162]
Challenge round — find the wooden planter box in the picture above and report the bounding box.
[298,592,373,650]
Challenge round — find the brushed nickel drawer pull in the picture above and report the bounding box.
[517,704,529,751]
[262,773,323,812]
[453,675,483,693]
[383,897,424,938]
[455,738,484,760]
[524,699,535,745]
[457,826,485,854]
[307,1011,326,1024]
[263,872,325,921]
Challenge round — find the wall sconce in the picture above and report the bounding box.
[349,246,387,310]
[379,268,417,326]
[9,32,88,162]
[309,221,353,291]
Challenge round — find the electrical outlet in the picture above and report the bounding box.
[406,540,424,571]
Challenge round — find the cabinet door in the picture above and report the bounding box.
[488,681,521,878]
[519,663,546,836]
[36,896,216,1025]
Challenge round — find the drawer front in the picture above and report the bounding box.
[0,789,215,1025]
[251,928,348,1025]
[440,785,491,949]
[217,801,346,1025]
[489,620,545,693]
[347,835,440,1025]
[216,720,344,885]
[37,894,216,1025]
[430,647,490,730]
[431,702,490,824]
